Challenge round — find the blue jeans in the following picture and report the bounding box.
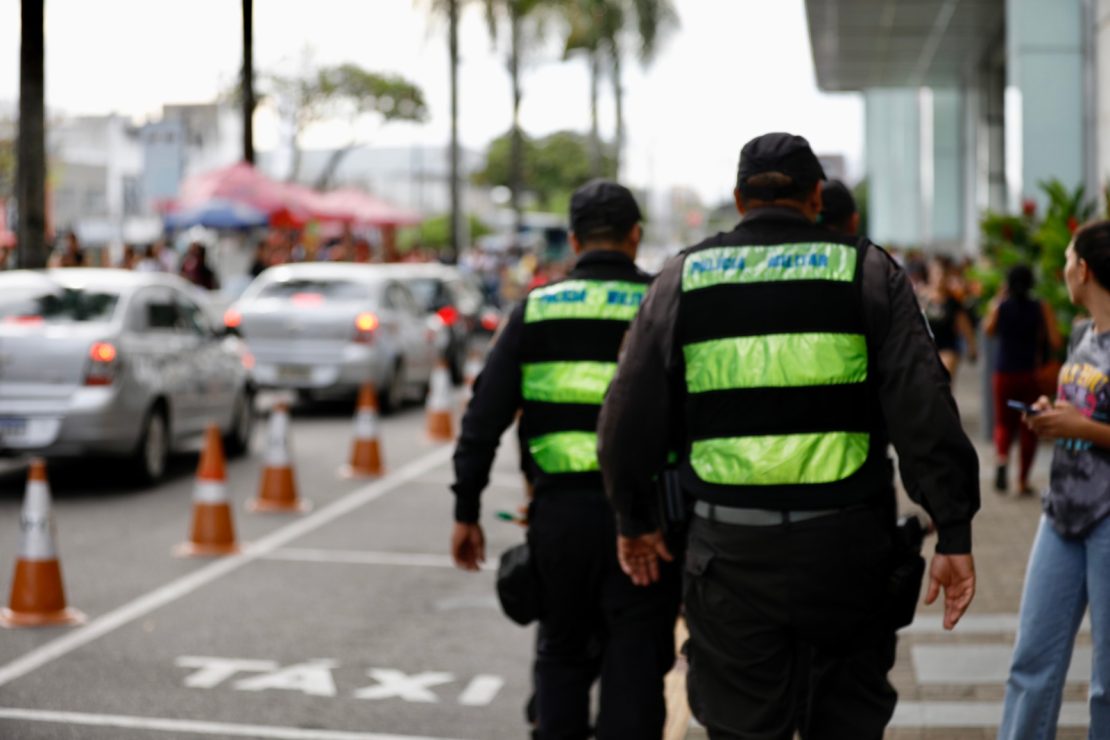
[999,515,1110,739]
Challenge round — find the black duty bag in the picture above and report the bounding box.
[496,542,542,626]
[884,515,927,630]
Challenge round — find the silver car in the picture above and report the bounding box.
[0,269,256,483]
[226,263,439,411]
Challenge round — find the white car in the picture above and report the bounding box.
[226,263,441,412]
[0,269,256,482]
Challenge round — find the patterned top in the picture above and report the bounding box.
[1044,321,1110,537]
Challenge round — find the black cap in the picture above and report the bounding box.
[820,180,857,225]
[569,179,643,239]
[736,132,827,198]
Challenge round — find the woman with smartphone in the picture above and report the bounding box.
[1000,221,1110,739]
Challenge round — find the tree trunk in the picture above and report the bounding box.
[241,0,255,165]
[508,2,524,243]
[448,0,463,258]
[315,143,355,191]
[588,48,602,178]
[610,46,623,180]
[17,0,46,269]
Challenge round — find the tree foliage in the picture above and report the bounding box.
[475,129,616,211]
[976,180,1099,347]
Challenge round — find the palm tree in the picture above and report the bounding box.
[17,0,46,269]
[483,0,550,240]
[448,0,463,256]
[560,0,676,178]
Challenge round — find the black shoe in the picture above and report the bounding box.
[995,465,1008,493]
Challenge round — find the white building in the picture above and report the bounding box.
[806,0,1105,253]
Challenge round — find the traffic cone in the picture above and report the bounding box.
[460,351,484,412]
[248,403,309,513]
[175,426,240,557]
[1,460,86,628]
[342,383,383,478]
[426,358,455,442]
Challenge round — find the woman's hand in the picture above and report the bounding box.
[1026,399,1089,440]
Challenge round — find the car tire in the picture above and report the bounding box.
[131,406,169,485]
[379,360,406,416]
[223,390,254,458]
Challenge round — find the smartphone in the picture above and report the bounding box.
[1007,400,1040,415]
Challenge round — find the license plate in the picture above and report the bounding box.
[0,417,27,442]
[277,366,313,383]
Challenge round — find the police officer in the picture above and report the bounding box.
[819,179,860,236]
[597,133,980,738]
[450,179,681,739]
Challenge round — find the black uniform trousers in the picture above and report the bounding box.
[527,490,681,740]
[683,505,898,740]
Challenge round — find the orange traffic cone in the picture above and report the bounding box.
[248,403,309,513]
[426,358,455,442]
[175,426,240,557]
[342,383,383,478]
[460,351,484,412]
[1,460,86,628]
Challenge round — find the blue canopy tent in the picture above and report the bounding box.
[163,199,269,231]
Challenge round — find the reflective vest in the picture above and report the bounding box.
[520,273,651,488]
[676,237,889,509]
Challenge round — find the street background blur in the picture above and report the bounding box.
[0,0,1108,737]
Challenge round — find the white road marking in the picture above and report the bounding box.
[263,548,497,572]
[353,669,455,703]
[903,612,1090,635]
[456,675,505,707]
[912,644,1091,685]
[0,708,465,740]
[234,660,339,697]
[176,657,278,689]
[0,445,456,689]
[889,701,1089,727]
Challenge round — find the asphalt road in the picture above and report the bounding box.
[0,395,537,740]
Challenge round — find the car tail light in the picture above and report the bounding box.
[353,312,379,343]
[85,342,119,386]
[224,308,242,330]
[436,305,459,327]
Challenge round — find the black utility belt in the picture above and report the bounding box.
[693,500,868,526]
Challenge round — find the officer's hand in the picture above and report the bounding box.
[451,522,486,572]
[617,531,673,587]
[924,553,976,630]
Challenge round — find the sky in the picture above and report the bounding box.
[0,0,863,206]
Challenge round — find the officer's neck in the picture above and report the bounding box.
[739,203,818,223]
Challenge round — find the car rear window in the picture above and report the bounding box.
[0,285,120,324]
[256,279,370,302]
[404,278,440,310]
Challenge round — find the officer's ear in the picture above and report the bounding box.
[569,231,584,256]
[849,212,861,236]
[733,188,748,216]
[802,183,824,222]
[622,223,643,259]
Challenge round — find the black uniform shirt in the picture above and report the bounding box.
[597,208,981,554]
[452,249,648,524]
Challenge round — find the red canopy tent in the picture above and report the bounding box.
[172,162,422,230]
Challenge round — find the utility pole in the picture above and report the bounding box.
[448,0,462,257]
[17,0,47,269]
[241,0,256,165]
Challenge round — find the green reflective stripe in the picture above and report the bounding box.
[524,280,648,323]
[682,243,857,291]
[522,361,617,405]
[683,333,868,393]
[528,431,600,474]
[690,432,869,486]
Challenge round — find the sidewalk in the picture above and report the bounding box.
[685,362,1088,738]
